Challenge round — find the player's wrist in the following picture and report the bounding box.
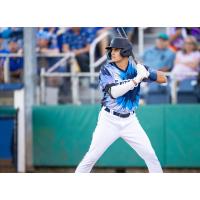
[136,64,150,79]
[132,77,140,86]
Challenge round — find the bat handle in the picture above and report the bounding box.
[131,52,139,65]
[134,58,139,65]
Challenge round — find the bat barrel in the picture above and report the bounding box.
[116,27,139,65]
[116,27,128,38]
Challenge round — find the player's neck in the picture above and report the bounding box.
[115,58,129,71]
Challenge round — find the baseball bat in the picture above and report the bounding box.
[116,27,139,65]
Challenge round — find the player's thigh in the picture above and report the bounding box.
[121,115,155,154]
[88,109,120,152]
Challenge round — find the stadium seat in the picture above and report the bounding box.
[0,83,24,91]
[146,83,171,104]
[0,83,24,106]
[177,79,198,103]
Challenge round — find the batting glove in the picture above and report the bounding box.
[133,63,150,84]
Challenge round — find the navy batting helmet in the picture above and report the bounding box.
[106,37,133,59]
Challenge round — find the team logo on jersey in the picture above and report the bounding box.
[114,73,120,83]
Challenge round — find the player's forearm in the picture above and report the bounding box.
[156,71,167,84]
[73,45,90,55]
[105,64,150,99]
[158,66,171,72]
[109,80,136,98]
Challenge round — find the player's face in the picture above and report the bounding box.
[111,48,123,62]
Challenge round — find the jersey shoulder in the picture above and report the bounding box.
[100,62,114,77]
[127,60,137,73]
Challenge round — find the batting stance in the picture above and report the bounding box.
[75,37,167,173]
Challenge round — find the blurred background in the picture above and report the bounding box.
[0,27,200,173]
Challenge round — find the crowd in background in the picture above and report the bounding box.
[0,27,110,83]
[142,28,200,82]
[0,27,200,85]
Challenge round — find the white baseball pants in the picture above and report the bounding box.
[75,108,163,173]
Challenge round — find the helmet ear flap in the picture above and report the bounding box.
[120,48,131,57]
[106,49,112,60]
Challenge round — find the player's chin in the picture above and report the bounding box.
[111,57,118,62]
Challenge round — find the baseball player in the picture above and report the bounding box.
[75,37,167,173]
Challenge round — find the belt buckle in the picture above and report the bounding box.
[119,113,123,117]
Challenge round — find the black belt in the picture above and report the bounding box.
[104,107,134,118]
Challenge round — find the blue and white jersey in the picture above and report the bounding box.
[99,60,157,114]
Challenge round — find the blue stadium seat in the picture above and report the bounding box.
[146,83,171,104]
[0,83,24,91]
[177,79,198,103]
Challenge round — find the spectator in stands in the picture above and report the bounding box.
[0,28,23,49]
[36,29,61,86]
[36,29,60,70]
[0,34,9,82]
[62,27,93,72]
[8,38,23,82]
[88,27,111,57]
[0,28,13,39]
[171,36,200,81]
[185,27,200,44]
[36,29,59,56]
[56,28,68,52]
[142,33,175,72]
[0,33,8,67]
[167,28,187,52]
[36,30,50,69]
[39,28,59,49]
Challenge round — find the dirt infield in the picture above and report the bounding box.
[30,167,200,173]
[1,162,200,173]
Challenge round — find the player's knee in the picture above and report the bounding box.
[84,151,99,164]
[143,150,158,161]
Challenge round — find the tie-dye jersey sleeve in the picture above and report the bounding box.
[99,65,115,91]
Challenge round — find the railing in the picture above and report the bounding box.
[0,51,199,105]
[41,70,198,105]
[0,52,67,83]
[89,30,111,103]
[166,71,198,104]
[40,30,112,104]
[40,53,100,105]
[0,53,23,83]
